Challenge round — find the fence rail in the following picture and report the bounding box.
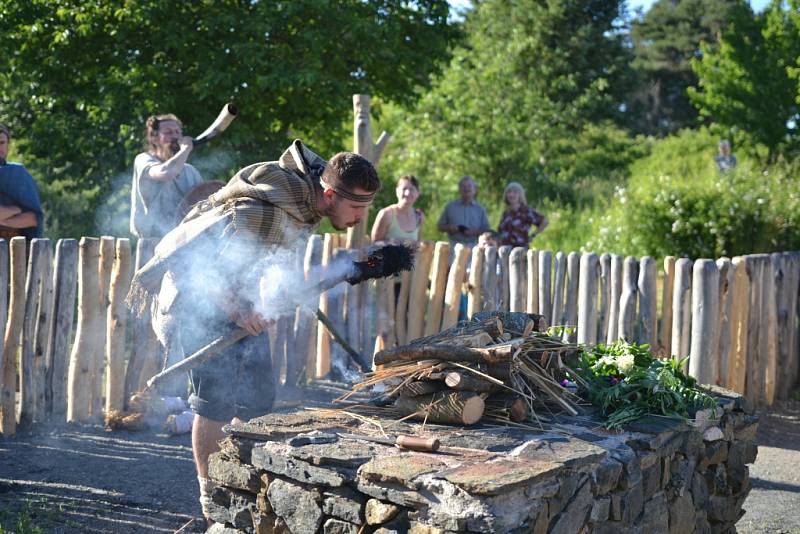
[0,235,797,435]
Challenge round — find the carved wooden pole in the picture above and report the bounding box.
[509,247,527,313]
[442,244,469,330]
[105,239,131,414]
[46,239,78,420]
[1,238,26,435]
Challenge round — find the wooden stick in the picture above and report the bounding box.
[618,256,638,342]
[715,258,733,387]
[498,246,512,312]
[46,239,78,420]
[315,233,335,378]
[671,258,693,360]
[483,245,498,311]
[67,238,101,423]
[485,394,528,423]
[538,251,552,324]
[509,247,527,313]
[564,252,581,342]
[445,371,497,393]
[442,244,469,330]
[105,239,131,414]
[424,242,450,337]
[688,259,719,385]
[19,239,48,427]
[315,308,366,372]
[467,245,485,320]
[726,257,749,394]
[526,249,539,315]
[2,238,26,435]
[394,391,485,425]
[374,343,509,366]
[552,251,566,324]
[659,256,676,358]
[399,380,447,397]
[577,253,599,345]
[606,254,622,343]
[406,241,434,342]
[638,256,657,348]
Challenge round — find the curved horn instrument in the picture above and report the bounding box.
[192,103,238,146]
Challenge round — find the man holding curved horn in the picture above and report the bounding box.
[130,114,203,238]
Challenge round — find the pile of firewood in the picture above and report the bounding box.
[343,312,585,427]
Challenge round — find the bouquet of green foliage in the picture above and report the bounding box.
[574,340,717,429]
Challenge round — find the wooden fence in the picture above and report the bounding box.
[0,235,797,436]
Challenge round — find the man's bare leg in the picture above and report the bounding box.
[193,415,245,522]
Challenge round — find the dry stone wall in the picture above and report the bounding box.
[206,386,757,534]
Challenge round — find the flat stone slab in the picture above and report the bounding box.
[511,434,608,470]
[438,457,563,495]
[359,454,450,487]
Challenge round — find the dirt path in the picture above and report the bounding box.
[0,424,203,533]
[737,399,800,534]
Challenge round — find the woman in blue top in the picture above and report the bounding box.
[0,124,44,239]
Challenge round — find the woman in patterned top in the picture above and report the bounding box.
[497,182,548,248]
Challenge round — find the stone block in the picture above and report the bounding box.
[707,464,729,496]
[252,443,347,487]
[678,429,703,461]
[359,455,448,487]
[695,511,711,534]
[549,478,592,534]
[512,435,607,470]
[642,460,662,499]
[590,496,611,523]
[661,456,671,489]
[610,445,642,490]
[219,436,257,464]
[669,494,694,534]
[366,499,401,525]
[321,487,365,524]
[698,441,728,470]
[610,483,643,525]
[439,457,563,496]
[691,471,709,509]
[324,518,359,534]
[727,464,749,495]
[206,524,243,534]
[208,453,261,493]
[702,426,724,442]
[626,416,686,449]
[252,512,279,534]
[548,473,582,521]
[639,451,660,470]
[707,494,740,522]
[408,522,454,534]
[267,478,323,534]
[733,416,759,442]
[592,457,622,495]
[668,454,696,497]
[637,491,668,534]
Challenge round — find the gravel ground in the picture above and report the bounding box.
[737,399,800,534]
[1,398,798,533]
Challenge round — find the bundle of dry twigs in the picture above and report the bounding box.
[338,312,586,428]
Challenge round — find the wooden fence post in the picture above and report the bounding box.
[598,253,611,344]
[67,237,101,422]
[467,246,485,320]
[660,256,676,358]
[315,234,335,378]
[483,246,498,311]
[424,242,450,337]
[33,243,55,423]
[46,239,78,420]
[763,255,778,405]
[124,238,159,400]
[90,236,114,417]
[19,239,49,427]
[526,250,539,315]
[606,255,622,343]
[552,252,566,325]
[0,242,7,429]
[563,252,581,342]
[689,259,720,384]
[395,270,412,347]
[509,247,527,313]
[105,239,131,414]
[671,258,693,359]
[498,246,512,312]
[618,256,639,342]
[406,241,434,342]
[577,253,599,345]
[294,235,322,381]
[442,244,469,331]
[778,252,800,399]
[638,256,657,347]
[726,257,749,394]
[1,237,26,435]
[538,251,552,324]
[715,258,733,387]
[744,255,764,406]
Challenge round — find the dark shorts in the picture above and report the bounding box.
[188,328,276,422]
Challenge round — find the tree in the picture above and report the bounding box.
[378,0,634,213]
[627,0,747,136]
[688,0,800,161]
[0,0,457,237]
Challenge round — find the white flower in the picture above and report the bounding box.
[616,353,635,374]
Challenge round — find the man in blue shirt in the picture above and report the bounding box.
[0,124,44,239]
[437,175,490,248]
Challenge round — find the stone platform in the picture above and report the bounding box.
[206,386,757,533]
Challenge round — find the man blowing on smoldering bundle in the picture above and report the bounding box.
[127,140,380,524]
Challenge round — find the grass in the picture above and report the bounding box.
[0,497,69,534]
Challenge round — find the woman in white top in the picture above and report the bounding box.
[130,114,203,238]
[371,175,425,243]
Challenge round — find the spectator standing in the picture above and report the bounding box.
[497,182,548,248]
[437,175,490,248]
[0,123,44,239]
[130,114,204,238]
[715,139,737,173]
[371,175,424,243]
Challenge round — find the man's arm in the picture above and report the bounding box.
[0,211,38,229]
[146,136,194,182]
[371,208,390,243]
[0,205,22,222]
[437,205,456,234]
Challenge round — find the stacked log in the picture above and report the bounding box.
[363,312,579,426]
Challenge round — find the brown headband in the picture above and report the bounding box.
[321,176,376,203]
